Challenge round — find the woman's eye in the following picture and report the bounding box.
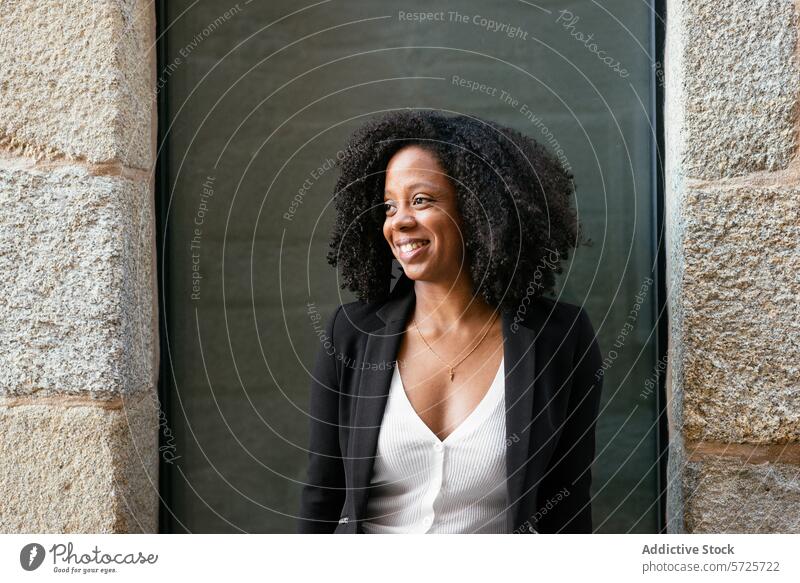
[383,202,396,215]
[412,195,431,206]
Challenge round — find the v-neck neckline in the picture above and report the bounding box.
[394,358,505,445]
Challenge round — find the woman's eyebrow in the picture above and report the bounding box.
[384,181,440,196]
[404,181,440,192]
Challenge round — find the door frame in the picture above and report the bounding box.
[153,0,669,534]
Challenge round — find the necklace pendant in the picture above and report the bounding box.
[449,368,455,382]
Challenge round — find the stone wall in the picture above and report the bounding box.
[0,1,159,532]
[665,0,800,532]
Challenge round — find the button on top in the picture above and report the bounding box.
[433,442,443,452]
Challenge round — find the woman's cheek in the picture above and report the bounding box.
[382,222,393,248]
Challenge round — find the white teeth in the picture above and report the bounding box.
[399,241,428,253]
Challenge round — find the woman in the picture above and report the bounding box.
[297,110,602,534]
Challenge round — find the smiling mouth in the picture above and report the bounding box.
[398,240,429,253]
[395,239,430,259]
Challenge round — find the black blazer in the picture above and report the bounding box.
[297,274,603,534]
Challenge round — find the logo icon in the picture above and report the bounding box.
[20,543,46,571]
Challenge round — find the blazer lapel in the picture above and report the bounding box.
[503,309,572,532]
[502,313,538,532]
[349,275,415,525]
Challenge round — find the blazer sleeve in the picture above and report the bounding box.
[535,307,603,533]
[297,305,346,533]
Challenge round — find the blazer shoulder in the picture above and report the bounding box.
[516,295,593,336]
[519,298,602,384]
[327,298,385,339]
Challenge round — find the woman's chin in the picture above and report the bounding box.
[399,264,431,281]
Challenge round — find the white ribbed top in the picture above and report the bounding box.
[361,359,508,534]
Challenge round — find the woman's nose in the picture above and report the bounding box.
[392,207,416,229]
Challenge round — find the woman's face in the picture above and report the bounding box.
[382,145,464,284]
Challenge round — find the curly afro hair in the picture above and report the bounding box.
[327,109,581,312]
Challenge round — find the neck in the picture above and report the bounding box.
[412,274,495,329]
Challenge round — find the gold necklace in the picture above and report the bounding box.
[412,311,500,382]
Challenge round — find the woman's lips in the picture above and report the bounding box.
[396,239,430,261]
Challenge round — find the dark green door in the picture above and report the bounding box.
[159,0,662,533]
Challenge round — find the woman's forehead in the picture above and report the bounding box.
[385,146,452,188]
